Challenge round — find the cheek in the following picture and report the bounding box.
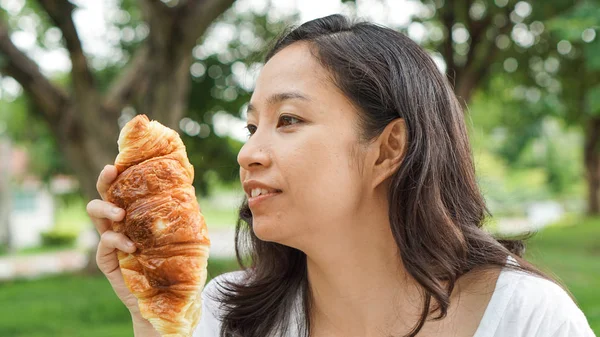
[288,136,364,221]
[251,128,364,244]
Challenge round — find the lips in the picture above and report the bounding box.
[251,188,284,198]
[242,180,282,209]
[243,180,282,198]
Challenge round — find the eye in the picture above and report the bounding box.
[245,124,257,137]
[277,115,302,128]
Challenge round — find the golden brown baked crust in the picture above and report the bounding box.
[106,115,210,337]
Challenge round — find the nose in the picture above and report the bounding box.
[237,132,272,171]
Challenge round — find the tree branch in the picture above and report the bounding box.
[461,8,513,89]
[35,0,96,96]
[178,0,236,49]
[104,45,150,116]
[464,0,475,32]
[138,0,172,18]
[462,15,493,75]
[440,5,457,85]
[0,20,68,118]
[138,0,174,45]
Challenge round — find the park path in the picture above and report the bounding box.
[0,227,236,281]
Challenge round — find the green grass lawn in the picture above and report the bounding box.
[525,216,600,333]
[0,258,240,337]
[0,218,597,336]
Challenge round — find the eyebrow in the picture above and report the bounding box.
[246,92,311,117]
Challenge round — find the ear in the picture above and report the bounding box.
[371,118,407,188]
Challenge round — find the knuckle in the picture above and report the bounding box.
[104,202,113,214]
[86,200,99,215]
[100,230,113,242]
[86,200,94,214]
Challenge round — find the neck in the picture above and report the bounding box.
[303,192,422,336]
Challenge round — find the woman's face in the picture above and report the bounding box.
[238,42,372,250]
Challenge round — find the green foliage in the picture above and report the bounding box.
[475,148,553,216]
[40,230,77,248]
[0,0,301,197]
[52,197,90,235]
[470,78,584,204]
[587,84,600,115]
[543,1,600,120]
[586,38,600,71]
[545,2,600,40]
[0,96,71,182]
[182,10,297,195]
[436,0,595,203]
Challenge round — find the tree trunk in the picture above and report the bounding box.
[0,0,236,273]
[438,2,514,107]
[584,118,600,215]
[454,72,478,107]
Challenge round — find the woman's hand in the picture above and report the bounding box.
[86,165,141,316]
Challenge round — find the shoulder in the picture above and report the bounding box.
[193,270,249,337]
[482,269,594,337]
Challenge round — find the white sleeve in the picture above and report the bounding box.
[487,271,596,337]
[193,270,248,337]
[549,314,597,337]
[193,277,222,337]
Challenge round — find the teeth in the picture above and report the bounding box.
[250,188,274,198]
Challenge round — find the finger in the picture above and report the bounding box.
[97,165,118,200]
[91,217,112,236]
[86,199,125,221]
[97,231,136,275]
[87,199,125,234]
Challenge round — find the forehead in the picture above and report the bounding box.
[251,43,331,104]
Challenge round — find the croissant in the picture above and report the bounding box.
[106,114,210,337]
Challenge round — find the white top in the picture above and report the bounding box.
[194,264,596,337]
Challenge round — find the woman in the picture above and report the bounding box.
[87,15,594,337]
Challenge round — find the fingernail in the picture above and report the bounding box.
[112,207,122,214]
[126,241,134,247]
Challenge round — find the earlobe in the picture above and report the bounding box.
[373,118,407,186]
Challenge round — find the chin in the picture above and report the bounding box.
[251,217,294,245]
[252,219,278,241]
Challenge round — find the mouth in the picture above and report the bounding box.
[249,188,283,198]
[247,189,282,208]
[242,180,282,207]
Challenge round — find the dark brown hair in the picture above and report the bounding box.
[214,14,548,337]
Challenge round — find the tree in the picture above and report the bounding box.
[414,0,575,105]
[543,2,600,213]
[470,1,600,213]
[413,1,600,214]
[181,9,297,195]
[0,0,235,201]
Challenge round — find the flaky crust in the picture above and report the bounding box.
[106,115,210,337]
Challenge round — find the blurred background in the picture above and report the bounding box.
[0,0,598,335]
